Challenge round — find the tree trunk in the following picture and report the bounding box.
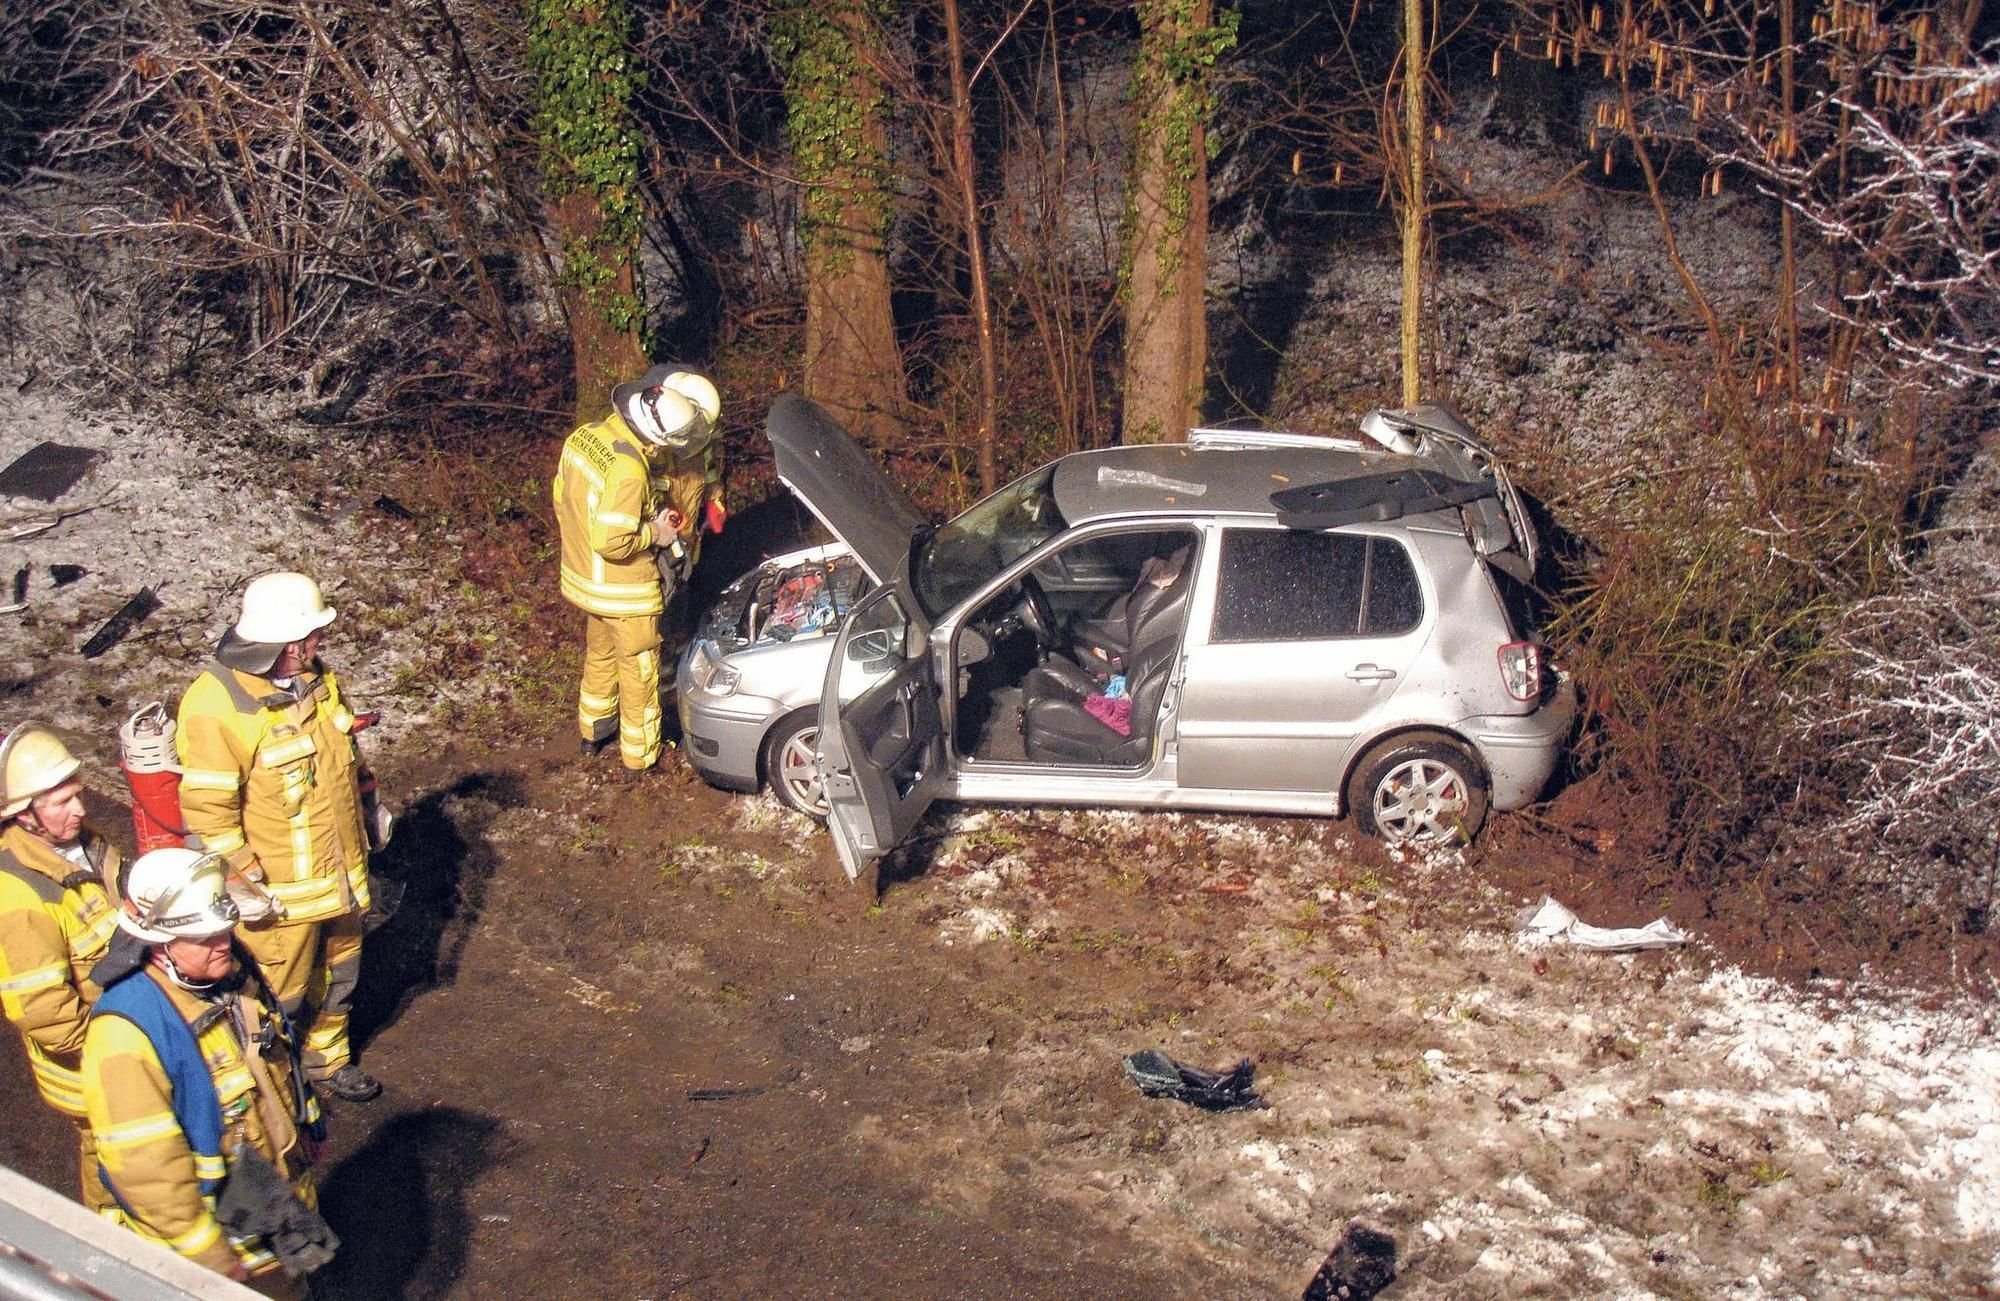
[1119,0,1233,446]
[1399,0,1426,408]
[527,0,649,426]
[944,0,999,494]
[782,1,907,449]
[556,191,648,421]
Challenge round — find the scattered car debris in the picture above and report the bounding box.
[80,586,161,659]
[1,497,114,541]
[1121,1049,1267,1111]
[1301,1220,1398,1301]
[1516,895,1689,952]
[0,441,101,501]
[49,563,86,587]
[686,1085,767,1102]
[374,495,414,520]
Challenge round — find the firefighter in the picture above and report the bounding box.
[0,721,121,1210]
[554,366,724,772]
[84,847,335,1286]
[176,572,381,1103]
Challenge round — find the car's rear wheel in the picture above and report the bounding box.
[763,711,828,817]
[1347,732,1489,845]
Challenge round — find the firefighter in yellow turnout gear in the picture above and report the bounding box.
[84,847,335,1286]
[0,722,121,1210]
[176,572,381,1104]
[554,367,724,772]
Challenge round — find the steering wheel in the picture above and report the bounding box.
[1013,573,1058,647]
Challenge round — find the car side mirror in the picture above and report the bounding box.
[847,628,894,665]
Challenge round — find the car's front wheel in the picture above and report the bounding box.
[762,711,828,817]
[1347,732,1489,845]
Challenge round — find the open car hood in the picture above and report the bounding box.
[765,395,928,587]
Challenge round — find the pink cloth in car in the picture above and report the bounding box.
[1083,693,1132,736]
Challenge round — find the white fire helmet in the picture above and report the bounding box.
[234,571,337,645]
[614,365,715,450]
[0,721,83,820]
[118,847,240,944]
[660,371,721,427]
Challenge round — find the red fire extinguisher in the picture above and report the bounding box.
[119,702,187,855]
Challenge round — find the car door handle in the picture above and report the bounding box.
[1346,664,1398,682]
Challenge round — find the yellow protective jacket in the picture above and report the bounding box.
[0,823,119,1117]
[84,963,315,1276]
[554,412,668,617]
[176,661,371,924]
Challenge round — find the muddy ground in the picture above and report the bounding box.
[6,716,1997,1297]
[3,354,1998,1296]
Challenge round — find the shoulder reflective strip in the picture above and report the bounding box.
[179,768,243,792]
[76,908,119,951]
[560,450,609,490]
[331,706,354,731]
[95,1113,185,1151]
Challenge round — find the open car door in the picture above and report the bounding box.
[815,584,947,880]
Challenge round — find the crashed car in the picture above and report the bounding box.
[676,542,874,815]
[691,395,1576,876]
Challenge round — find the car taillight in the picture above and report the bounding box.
[1498,642,1541,702]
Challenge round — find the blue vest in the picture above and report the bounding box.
[92,971,226,1198]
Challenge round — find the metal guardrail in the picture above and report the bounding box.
[0,1164,255,1301]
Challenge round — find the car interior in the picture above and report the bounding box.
[952,527,1200,765]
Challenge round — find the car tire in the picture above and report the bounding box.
[1347,732,1490,846]
[762,711,828,818]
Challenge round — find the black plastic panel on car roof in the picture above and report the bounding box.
[1269,469,1496,530]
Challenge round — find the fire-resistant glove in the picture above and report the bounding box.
[704,498,727,535]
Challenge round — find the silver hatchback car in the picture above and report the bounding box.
[680,396,1575,877]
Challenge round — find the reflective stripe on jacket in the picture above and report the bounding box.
[553,413,666,617]
[176,661,370,922]
[85,964,313,1277]
[0,823,119,1117]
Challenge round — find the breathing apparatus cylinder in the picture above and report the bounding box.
[118,702,187,855]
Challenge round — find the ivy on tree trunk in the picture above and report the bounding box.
[775,0,907,449]
[527,0,648,423]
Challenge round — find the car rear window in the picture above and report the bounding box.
[1212,530,1423,641]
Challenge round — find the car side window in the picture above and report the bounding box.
[1212,530,1424,641]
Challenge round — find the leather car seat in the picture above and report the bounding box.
[1021,633,1180,765]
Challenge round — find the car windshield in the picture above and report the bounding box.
[912,465,1066,618]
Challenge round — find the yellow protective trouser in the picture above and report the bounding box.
[237,910,364,1080]
[578,611,662,771]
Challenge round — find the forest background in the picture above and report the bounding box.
[1,0,1995,980]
